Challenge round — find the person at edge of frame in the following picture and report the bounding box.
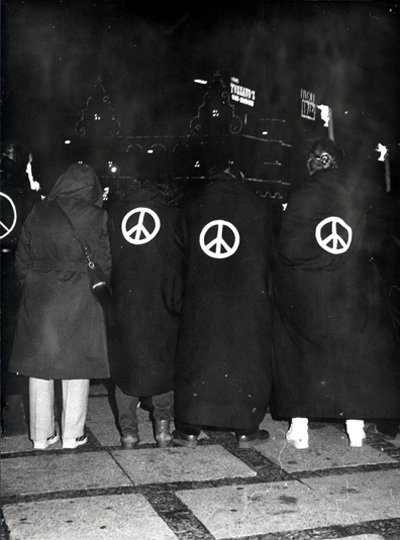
[271,136,400,449]
[362,144,400,440]
[1,140,41,437]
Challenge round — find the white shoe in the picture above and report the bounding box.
[62,435,88,449]
[286,417,309,449]
[346,420,366,448]
[348,434,366,448]
[286,428,309,449]
[33,433,60,450]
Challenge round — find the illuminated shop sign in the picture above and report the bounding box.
[230,77,256,107]
[300,88,316,121]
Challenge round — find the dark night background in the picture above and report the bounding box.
[1,0,399,194]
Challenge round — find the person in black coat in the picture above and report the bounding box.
[9,163,111,450]
[272,137,400,448]
[365,184,400,440]
[173,161,274,449]
[1,141,41,436]
[108,180,185,448]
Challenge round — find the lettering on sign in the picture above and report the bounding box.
[230,77,256,107]
[301,88,316,121]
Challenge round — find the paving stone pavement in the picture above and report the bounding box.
[1,383,400,540]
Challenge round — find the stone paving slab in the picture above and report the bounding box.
[176,469,400,539]
[2,494,178,540]
[321,534,385,540]
[111,445,257,485]
[1,431,34,454]
[302,469,400,520]
[258,416,397,473]
[2,452,132,497]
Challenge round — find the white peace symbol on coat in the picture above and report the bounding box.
[199,220,240,259]
[0,192,17,240]
[121,207,161,245]
[315,216,353,254]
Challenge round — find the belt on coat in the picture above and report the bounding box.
[32,260,88,272]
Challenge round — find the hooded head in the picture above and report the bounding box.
[47,163,103,207]
[305,137,344,176]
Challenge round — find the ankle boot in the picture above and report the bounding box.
[346,419,366,447]
[121,432,139,449]
[286,417,309,449]
[154,419,172,448]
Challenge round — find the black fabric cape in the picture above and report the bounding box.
[108,184,185,397]
[272,168,400,419]
[174,173,275,430]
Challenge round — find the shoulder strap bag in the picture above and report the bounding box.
[53,202,112,310]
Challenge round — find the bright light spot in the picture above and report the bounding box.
[108,161,118,173]
[26,162,40,191]
[64,139,71,145]
[376,143,388,162]
[262,131,269,135]
[194,79,208,85]
[317,104,331,127]
[147,149,154,154]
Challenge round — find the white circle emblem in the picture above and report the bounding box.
[121,207,161,245]
[199,220,240,259]
[0,192,17,240]
[315,216,353,254]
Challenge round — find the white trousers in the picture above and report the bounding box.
[29,378,90,442]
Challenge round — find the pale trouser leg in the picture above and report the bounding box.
[346,419,365,447]
[286,417,309,449]
[61,379,90,440]
[29,377,55,442]
[291,417,309,429]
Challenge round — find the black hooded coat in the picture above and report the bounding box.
[107,183,185,396]
[174,173,274,430]
[272,168,400,419]
[9,163,111,380]
[1,154,41,393]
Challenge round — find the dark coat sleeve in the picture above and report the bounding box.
[93,211,112,280]
[15,213,33,286]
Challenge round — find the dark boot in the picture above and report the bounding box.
[154,419,172,448]
[236,429,270,449]
[121,432,139,449]
[172,428,199,448]
[2,394,28,437]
